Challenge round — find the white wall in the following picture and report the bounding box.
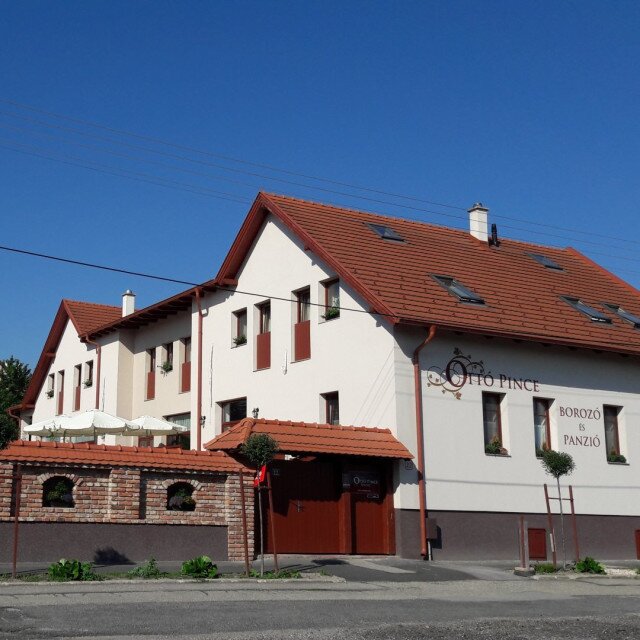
[29,319,98,424]
[195,214,397,446]
[394,328,640,516]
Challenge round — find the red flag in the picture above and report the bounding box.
[253,465,266,488]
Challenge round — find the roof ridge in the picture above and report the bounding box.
[63,299,120,310]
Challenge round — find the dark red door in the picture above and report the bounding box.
[635,530,640,560]
[528,528,547,560]
[264,460,341,554]
[347,467,389,554]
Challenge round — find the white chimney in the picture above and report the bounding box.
[122,290,136,317]
[468,202,489,243]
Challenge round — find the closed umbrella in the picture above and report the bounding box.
[129,415,189,436]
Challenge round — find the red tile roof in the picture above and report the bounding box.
[1,440,250,473]
[216,192,640,356]
[64,300,121,336]
[204,418,414,460]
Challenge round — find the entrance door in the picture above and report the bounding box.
[635,530,640,560]
[528,528,547,560]
[264,460,342,554]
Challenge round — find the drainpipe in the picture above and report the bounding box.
[84,337,102,410]
[412,324,437,559]
[7,405,21,440]
[194,288,204,451]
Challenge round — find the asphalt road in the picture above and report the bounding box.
[1,574,639,639]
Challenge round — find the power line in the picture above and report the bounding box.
[4,119,640,259]
[4,97,640,248]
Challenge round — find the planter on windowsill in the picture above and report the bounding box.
[233,335,247,347]
[321,307,340,321]
[485,437,508,456]
[83,380,93,388]
[46,390,54,399]
[607,453,627,464]
[161,361,173,373]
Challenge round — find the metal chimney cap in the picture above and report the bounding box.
[468,202,488,211]
[123,289,135,296]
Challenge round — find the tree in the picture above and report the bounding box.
[0,357,32,449]
[540,449,576,568]
[241,433,279,576]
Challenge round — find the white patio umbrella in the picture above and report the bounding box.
[56,409,136,439]
[23,415,71,438]
[129,415,190,437]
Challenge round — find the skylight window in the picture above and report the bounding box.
[604,304,640,328]
[433,275,485,305]
[562,297,611,324]
[528,253,564,271]
[367,223,404,242]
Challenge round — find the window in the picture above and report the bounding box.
[161,343,173,373]
[603,405,625,463]
[56,371,65,415]
[167,482,196,511]
[84,361,93,388]
[166,412,191,448]
[233,309,247,346]
[221,397,247,431]
[483,392,506,454]
[322,279,340,321]
[73,365,81,411]
[367,223,404,242]
[146,348,156,400]
[258,301,271,334]
[528,253,564,271]
[561,297,611,323]
[181,337,191,393]
[294,288,311,361]
[43,476,74,508]
[46,373,54,398]
[256,301,271,370]
[323,392,339,425]
[604,304,640,328]
[138,436,153,448]
[533,398,552,456]
[433,275,485,305]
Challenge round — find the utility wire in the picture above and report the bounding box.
[3,120,640,259]
[3,97,639,247]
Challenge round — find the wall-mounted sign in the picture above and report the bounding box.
[427,348,541,399]
[558,405,602,449]
[342,471,380,499]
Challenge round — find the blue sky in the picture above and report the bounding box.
[2,1,640,367]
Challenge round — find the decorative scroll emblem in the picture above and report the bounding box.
[427,348,486,399]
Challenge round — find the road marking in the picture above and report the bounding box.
[345,559,414,574]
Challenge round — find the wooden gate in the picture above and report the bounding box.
[528,528,547,560]
[262,458,393,555]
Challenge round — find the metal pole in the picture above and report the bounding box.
[569,485,580,562]
[12,464,23,579]
[518,515,526,568]
[238,471,251,577]
[543,483,557,569]
[266,468,279,573]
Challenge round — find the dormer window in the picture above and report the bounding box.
[367,223,404,242]
[562,297,611,323]
[528,253,564,271]
[432,275,484,305]
[604,304,640,328]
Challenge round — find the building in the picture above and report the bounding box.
[9,192,640,561]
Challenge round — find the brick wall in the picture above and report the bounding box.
[0,462,254,561]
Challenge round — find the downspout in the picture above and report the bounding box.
[194,288,204,451]
[7,405,21,440]
[412,324,437,559]
[84,337,102,410]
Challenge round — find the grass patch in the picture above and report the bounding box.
[127,558,166,579]
[533,563,557,574]
[248,569,301,579]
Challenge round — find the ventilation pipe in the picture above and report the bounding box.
[468,203,489,243]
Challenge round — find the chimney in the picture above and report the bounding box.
[122,289,136,317]
[468,202,489,243]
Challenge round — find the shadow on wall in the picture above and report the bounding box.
[93,547,133,565]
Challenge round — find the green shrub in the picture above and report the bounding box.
[575,557,605,574]
[181,555,218,579]
[128,558,165,579]
[48,559,100,581]
[607,452,627,464]
[533,563,557,574]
